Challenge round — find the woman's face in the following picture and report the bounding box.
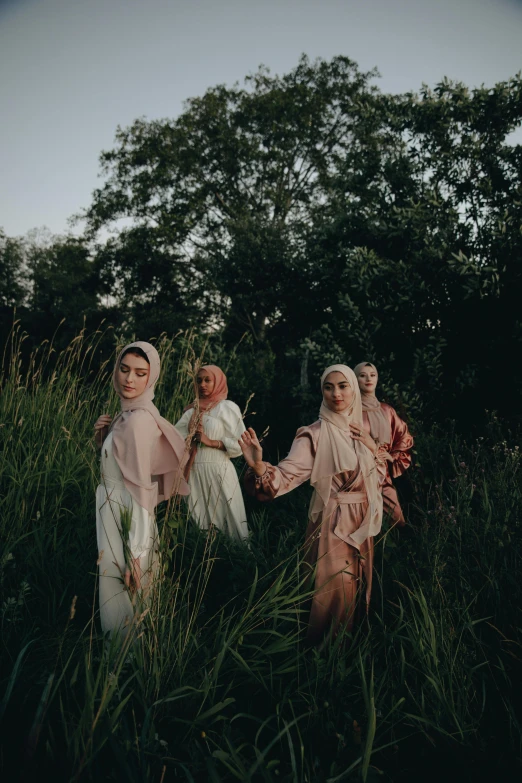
[323,371,354,413]
[357,365,378,394]
[197,370,215,398]
[116,352,150,399]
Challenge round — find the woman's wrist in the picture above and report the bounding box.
[253,460,266,477]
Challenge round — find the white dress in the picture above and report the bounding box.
[96,431,159,637]
[175,400,249,541]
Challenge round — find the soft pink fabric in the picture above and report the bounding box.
[110,341,189,513]
[244,422,385,643]
[311,364,383,549]
[361,402,414,526]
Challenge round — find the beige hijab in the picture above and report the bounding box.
[310,364,382,548]
[354,361,392,445]
[110,341,190,513]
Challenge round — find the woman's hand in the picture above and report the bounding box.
[192,430,213,446]
[192,425,220,449]
[94,414,112,448]
[239,428,265,476]
[349,422,377,455]
[124,557,142,592]
[376,444,393,463]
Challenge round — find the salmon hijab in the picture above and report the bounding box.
[309,364,383,548]
[353,362,392,445]
[110,341,190,513]
[184,365,228,415]
[182,364,229,478]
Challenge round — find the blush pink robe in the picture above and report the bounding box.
[245,421,385,644]
[361,403,413,526]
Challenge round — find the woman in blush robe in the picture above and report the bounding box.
[240,365,385,645]
[354,362,414,528]
[175,365,249,541]
[93,341,189,638]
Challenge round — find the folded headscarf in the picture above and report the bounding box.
[182,364,229,478]
[110,341,190,513]
[184,363,228,412]
[353,361,392,445]
[310,364,382,548]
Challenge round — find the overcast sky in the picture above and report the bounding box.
[1,0,521,237]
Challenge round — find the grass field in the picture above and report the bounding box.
[1,328,521,782]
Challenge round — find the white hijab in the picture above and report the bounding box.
[309,364,383,548]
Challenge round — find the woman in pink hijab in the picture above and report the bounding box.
[93,341,189,637]
[354,362,414,527]
[240,365,385,645]
[175,365,249,541]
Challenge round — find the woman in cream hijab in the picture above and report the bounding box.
[240,365,385,645]
[354,362,414,527]
[93,341,189,638]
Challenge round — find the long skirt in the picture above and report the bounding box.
[96,477,158,638]
[304,494,374,645]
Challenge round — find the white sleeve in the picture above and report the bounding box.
[218,401,246,458]
[127,498,156,560]
[174,408,192,438]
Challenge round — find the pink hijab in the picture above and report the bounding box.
[182,364,228,478]
[110,341,190,513]
[184,364,228,415]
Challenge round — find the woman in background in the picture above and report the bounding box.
[94,341,189,637]
[354,362,414,527]
[240,364,384,645]
[175,365,249,541]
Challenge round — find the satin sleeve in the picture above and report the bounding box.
[244,426,316,501]
[386,406,414,479]
[217,400,246,458]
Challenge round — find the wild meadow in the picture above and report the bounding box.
[1,328,521,782]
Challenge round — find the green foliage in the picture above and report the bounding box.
[2,56,522,426]
[1,332,521,781]
[83,55,380,342]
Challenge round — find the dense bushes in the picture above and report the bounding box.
[0,332,521,781]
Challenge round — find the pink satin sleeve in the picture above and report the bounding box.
[384,404,414,479]
[244,426,317,501]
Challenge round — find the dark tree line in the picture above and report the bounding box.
[2,55,522,435]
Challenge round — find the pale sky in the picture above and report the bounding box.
[1,0,521,237]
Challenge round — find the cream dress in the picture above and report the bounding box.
[175,400,249,540]
[96,431,159,636]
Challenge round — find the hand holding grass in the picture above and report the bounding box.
[124,557,142,592]
[94,414,112,448]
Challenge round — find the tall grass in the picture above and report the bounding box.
[1,327,521,781]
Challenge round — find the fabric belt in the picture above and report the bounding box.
[333,491,367,505]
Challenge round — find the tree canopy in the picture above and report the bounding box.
[2,55,522,431]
